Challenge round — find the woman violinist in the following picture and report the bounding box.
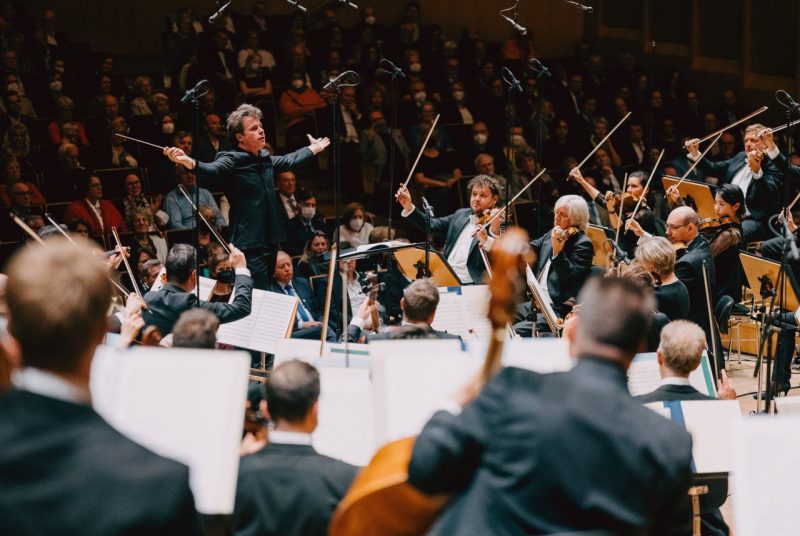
[570,167,658,259]
[703,183,745,302]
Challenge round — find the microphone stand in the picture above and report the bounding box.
[385,64,401,240]
[181,85,204,301]
[421,197,434,277]
[502,68,522,232]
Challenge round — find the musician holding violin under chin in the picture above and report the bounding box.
[570,167,658,260]
[512,194,594,337]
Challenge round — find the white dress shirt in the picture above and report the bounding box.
[12,367,91,405]
[269,430,313,445]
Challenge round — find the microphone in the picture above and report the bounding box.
[776,89,800,116]
[180,79,210,104]
[208,0,232,24]
[501,67,523,93]
[285,0,307,12]
[421,197,435,218]
[337,0,359,9]
[563,0,594,13]
[379,58,405,79]
[500,13,527,35]
[609,239,631,265]
[323,70,361,91]
[529,58,551,78]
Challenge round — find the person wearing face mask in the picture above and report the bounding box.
[456,121,503,176]
[336,202,374,248]
[279,71,326,151]
[501,125,533,176]
[441,81,475,126]
[238,52,272,106]
[284,189,327,256]
[208,253,235,303]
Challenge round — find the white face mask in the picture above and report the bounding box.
[301,206,316,220]
[49,80,62,92]
[409,62,422,74]
[413,91,426,103]
[473,133,488,145]
[511,134,526,146]
[162,122,175,134]
[349,217,364,231]
[6,82,19,93]
[452,90,465,102]
[365,15,376,25]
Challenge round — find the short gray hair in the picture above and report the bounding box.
[403,278,439,322]
[554,194,589,229]
[634,236,675,278]
[226,103,262,144]
[658,320,706,376]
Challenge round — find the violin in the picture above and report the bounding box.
[672,241,688,256]
[554,225,580,244]
[697,216,734,235]
[608,192,648,213]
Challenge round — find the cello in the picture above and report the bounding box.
[329,227,532,536]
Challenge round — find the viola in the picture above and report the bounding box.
[698,216,734,235]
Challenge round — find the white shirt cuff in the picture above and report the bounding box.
[483,236,495,251]
[767,146,780,160]
[687,151,699,161]
[752,168,763,180]
[235,267,251,277]
[401,205,416,217]
[349,316,366,329]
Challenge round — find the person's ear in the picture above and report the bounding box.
[399,297,405,311]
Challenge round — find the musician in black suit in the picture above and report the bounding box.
[408,276,694,535]
[686,123,780,243]
[513,194,595,337]
[0,239,199,535]
[396,175,503,285]
[283,189,327,256]
[232,360,358,536]
[143,243,253,336]
[164,104,330,289]
[271,251,335,341]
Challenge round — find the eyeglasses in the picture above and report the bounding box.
[666,221,691,231]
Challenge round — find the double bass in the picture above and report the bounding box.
[329,228,532,535]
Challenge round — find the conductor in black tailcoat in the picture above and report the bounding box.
[163,104,330,289]
[232,360,357,536]
[0,239,199,535]
[408,277,694,535]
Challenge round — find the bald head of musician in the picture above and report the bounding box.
[264,360,320,433]
[5,238,111,389]
[665,206,699,246]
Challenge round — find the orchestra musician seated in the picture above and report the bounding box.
[396,175,503,285]
[0,239,199,534]
[232,360,357,536]
[270,251,335,341]
[172,309,219,349]
[512,194,594,337]
[408,276,694,534]
[143,243,253,336]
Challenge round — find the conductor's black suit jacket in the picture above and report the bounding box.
[408,358,694,535]
[0,390,199,535]
[232,442,357,536]
[143,273,253,335]
[194,146,314,250]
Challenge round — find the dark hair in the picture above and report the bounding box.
[165,243,196,284]
[716,183,746,218]
[403,278,439,322]
[66,218,91,232]
[295,188,316,204]
[466,175,500,197]
[75,172,97,196]
[226,103,262,144]
[208,252,230,275]
[172,309,219,349]
[265,360,320,423]
[341,202,366,224]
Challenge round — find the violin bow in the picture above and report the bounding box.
[613,173,628,247]
[574,111,631,171]
[472,168,547,237]
[672,132,724,190]
[111,227,142,299]
[401,113,441,189]
[177,186,231,254]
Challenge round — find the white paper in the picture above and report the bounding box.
[732,417,800,535]
[90,346,250,514]
[195,276,217,301]
[216,289,297,353]
[775,397,800,415]
[680,400,740,474]
[465,337,573,373]
[273,338,371,369]
[431,285,492,339]
[313,367,375,467]
[627,352,716,397]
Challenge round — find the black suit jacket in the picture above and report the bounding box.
[270,276,322,324]
[674,235,715,334]
[194,146,314,250]
[695,151,780,223]
[366,323,463,342]
[408,359,693,535]
[232,442,357,536]
[283,213,327,256]
[143,273,253,335]
[405,207,487,284]
[635,383,715,404]
[0,390,198,535]
[530,230,594,315]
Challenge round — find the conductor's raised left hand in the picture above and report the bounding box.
[307,134,331,155]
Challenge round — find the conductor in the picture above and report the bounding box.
[163,104,330,288]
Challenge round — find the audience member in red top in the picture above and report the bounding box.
[63,173,127,240]
[0,155,46,208]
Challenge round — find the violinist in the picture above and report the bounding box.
[705,184,745,302]
[397,175,502,285]
[512,194,594,337]
[570,168,657,259]
[634,236,690,321]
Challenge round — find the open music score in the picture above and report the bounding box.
[216,289,298,354]
[628,352,717,397]
[431,285,493,339]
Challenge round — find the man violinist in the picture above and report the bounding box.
[513,194,594,337]
[396,175,502,285]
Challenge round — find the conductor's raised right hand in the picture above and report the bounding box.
[395,185,413,212]
[229,245,247,270]
[163,146,194,169]
[685,138,701,158]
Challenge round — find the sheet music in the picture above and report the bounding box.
[313,367,375,467]
[680,400,739,474]
[627,352,715,397]
[216,289,297,354]
[195,276,217,301]
[732,417,800,535]
[90,346,250,514]
[775,397,800,415]
[499,338,573,372]
[431,286,492,338]
[273,338,371,369]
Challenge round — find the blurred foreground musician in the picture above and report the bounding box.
[0,239,199,535]
[513,194,594,337]
[408,277,693,534]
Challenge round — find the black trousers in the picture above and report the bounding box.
[244,246,277,290]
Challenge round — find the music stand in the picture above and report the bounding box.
[585,223,614,268]
[661,176,717,220]
[525,265,562,336]
[394,246,462,286]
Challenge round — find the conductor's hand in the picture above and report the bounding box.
[229,245,247,270]
[625,217,644,237]
[716,369,737,400]
[307,134,331,155]
[568,167,585,184]
[395,185,413,212]
[163,146,195,169]
[686,138,701,158]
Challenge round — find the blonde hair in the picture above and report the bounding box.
[635,236,676,278]
[658,320,707,376]
[554,194,589,230]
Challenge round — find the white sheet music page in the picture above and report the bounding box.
[627,352,715,397]
[431,287,467,336]
[732,416,800,535]
[313,367,375,467]
[196,276,217,301]
[216,289,298,353]
[89,346,250,514]
[460,285,493,339]
[680,400,739,474]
